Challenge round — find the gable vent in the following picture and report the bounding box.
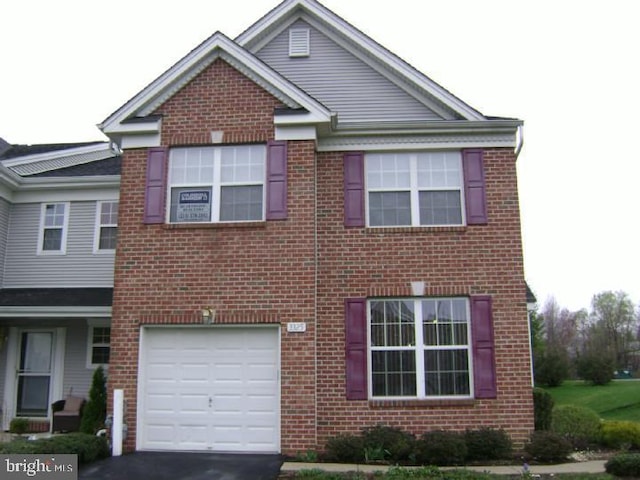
[289,28,310,57]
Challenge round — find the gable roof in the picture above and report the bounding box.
[99,31,332,146]
[1,142,120,177]
[236,0,488,123]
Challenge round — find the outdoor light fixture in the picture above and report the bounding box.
[201,307,215,324]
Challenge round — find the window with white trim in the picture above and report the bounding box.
[168,145,266,223]
[369,298,472,398]
[366,152,464,227]
[87,322,110,367]
[94,201,118,252]
[38,202,69,254]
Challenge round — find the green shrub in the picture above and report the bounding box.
[464,428,512,461]
[324,433,365,463]
[524,431,571,463]
[415,430,467,466]
[551,404,602,449]
[0,433,109,464]
[532,387,554,431]
[600,421,640,450]
[361,425,415,464]
[9,418,29,434]
[575,352,614,385]
[80,366,107,434]
[534,349,570,387]
[605,453,640,477]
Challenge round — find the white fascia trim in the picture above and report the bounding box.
[237,0,485,121]
[19,175,120,190]
[0,306,112,318]
[99,118,161,136]
[120,133,163,150]
[2,143,112,168]
[99,32,331,136]
[13,180,120,204]
[275,125,317,141]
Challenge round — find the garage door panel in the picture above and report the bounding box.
[140,327,279,452]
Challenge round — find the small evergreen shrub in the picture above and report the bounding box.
[600,421,640,450]
[605,453,640,477]
[80,365,107,434]
[416,430,467,466]
[361,425,415,464]
[9,418,29,434]
[551,404,602,449]
[0,433,109,464]
[324,433,365,463]
[464,428,512,461]
[532,387,554,431]
[524,431,571,463]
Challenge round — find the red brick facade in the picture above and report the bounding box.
[108,58,533,454]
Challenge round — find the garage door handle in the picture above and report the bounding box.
[208,397,212,407]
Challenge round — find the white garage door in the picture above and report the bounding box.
[138,327,280,452]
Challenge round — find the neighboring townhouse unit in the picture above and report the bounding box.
[96,0,533,455]
[0,140,120,432]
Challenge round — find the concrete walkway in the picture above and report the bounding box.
[282,460,607,476]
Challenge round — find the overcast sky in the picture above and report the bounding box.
[1,0,638,312]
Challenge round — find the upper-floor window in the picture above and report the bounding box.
[369,297,471,399]
[366,152,464,227]
[168,145,266,223]
[94,201,118,252]
[38,202,69,254]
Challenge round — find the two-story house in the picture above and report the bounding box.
[0,140,119,432]
[1,0,534,455]
[96,0,533,455]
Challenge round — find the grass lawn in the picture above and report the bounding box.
[543,379,640,422]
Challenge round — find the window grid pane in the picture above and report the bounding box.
[219,186,263,221]
[369,192,411,226]
[372,350,416,396]
[425,350,470,396]
[42,229,62,251]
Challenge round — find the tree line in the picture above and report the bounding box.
[531,290,640,386]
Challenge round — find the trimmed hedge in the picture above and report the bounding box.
[600,420,640,450]
[532,387,554,431]
[524,431,571,463]
[551,404,601,449]
[325,426,514,466]
[605,452,640,477]
[0,433,110,464]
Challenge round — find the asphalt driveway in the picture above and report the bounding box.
[79,452,283,480]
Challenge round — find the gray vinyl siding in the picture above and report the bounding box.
[0,198,11,287]
[63,322,93,398]
[0,344,7,419]
[3,201,115,287]
[256,19,444,123]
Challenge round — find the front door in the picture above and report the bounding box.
[16,331,54,417]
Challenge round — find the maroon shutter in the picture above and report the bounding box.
[471,295,497,399]
[266,140,288,220]
[144,147,168,224]
[462,149,488,225]
[345,297,367,400]
[344,152,365,227]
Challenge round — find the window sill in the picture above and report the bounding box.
[163,221,267,230]
[364,226,467,235]
[369,398,476,408]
